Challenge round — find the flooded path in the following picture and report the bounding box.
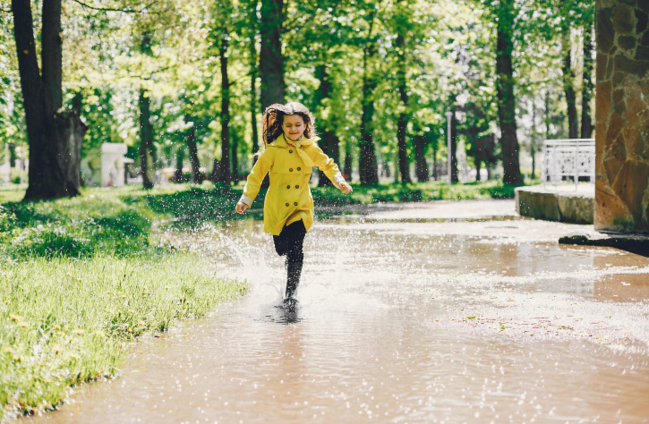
[25,200,649,423]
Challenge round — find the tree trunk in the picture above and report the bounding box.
[138,89,154,189]
[531,151,536,180]
[184,115,202,183]
[396,33,411,183]
[580,21,594,139]
[314,65,339,187]
[562,29,578,139]
[495,0,523,185]
[545,88,551,140]
[450,111,459,183]
[13,0,86,201]
[414,135,429,182]
[343,142,352,181]
[260,0,285,110]
[248,14,259,153]
[531,97,537,179]
[359,45,379,186]
[8,143,16,167]
[173,146,184,183]
[475,157,482,182]
[211,158,223,182]
[232,129,239,181]
[432,140,438,181]
[218,28,231,183]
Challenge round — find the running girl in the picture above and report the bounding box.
[235,102,353,305]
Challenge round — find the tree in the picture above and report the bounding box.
[138,88,155,189]
[314,65,341,187]
[395,39,411,183]
[359,10,380,186]
[494,0,523,185]
[560,19,578,139]
[246,0,260,155]
[260,0,285,109]
[413,133,429,182]
[217,25,231,183]
[580,8,594,139]
[11,0,87,201]
[449,109,459,183]
[395,11,411,183]
[137,32,155,189]
[184,115,202,183]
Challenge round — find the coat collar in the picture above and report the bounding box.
[271,133,319,148]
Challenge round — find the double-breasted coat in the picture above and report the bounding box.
[239,133,346,236]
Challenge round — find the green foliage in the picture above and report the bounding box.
[0,254,246,419]
[2,0,595,190]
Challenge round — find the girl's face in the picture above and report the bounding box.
[282,114,306,141]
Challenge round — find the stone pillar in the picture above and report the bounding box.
[595,0,649,232]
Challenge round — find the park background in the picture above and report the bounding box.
[6,0,645,421]
[0,0,595,194]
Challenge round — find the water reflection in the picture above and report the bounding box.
[22,201,649,424]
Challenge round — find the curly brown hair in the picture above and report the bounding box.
[258,102,316,154]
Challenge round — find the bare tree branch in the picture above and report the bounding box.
[70,0,159,14]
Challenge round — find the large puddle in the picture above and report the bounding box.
[24,200,649,423]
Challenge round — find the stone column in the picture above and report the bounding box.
[595,0,649,232]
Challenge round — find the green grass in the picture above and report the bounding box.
[0,254,245,419]
[0,186,26,204]
[310,180,518,207]
[0,187,247,420]
[1,196,155,259]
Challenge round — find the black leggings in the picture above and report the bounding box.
[273,220,306,298]
[273,220,306,262]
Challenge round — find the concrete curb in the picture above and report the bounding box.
[515,185,594,225]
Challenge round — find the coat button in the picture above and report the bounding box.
[286,185,290,189]
[289,168,293,172]
[294,202,298,206]
[295,185,299,189]
[297,167,301,171]
[285,203,289,207]
[289,150,293,153]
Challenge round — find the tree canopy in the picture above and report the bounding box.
[1,0,595,197]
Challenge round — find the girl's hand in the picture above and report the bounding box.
[235,202,249,214]
[339,182,353,194]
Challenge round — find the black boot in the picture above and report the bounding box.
[284,253,303,305]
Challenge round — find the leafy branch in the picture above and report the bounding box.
[70,0,159,14]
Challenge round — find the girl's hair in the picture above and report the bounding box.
[258,102,316,154]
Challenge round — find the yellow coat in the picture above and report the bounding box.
[239,134,346,236]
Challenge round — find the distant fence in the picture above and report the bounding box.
[542,139,595,190]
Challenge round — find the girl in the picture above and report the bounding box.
[235,102,353,306]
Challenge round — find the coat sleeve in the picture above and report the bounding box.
[239,149,273,206]
[308,143,347,188]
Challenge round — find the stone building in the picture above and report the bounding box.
[595,0,649,232]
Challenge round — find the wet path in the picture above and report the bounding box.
[25,200,649,423]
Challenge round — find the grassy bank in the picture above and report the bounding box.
[0,193,245,420]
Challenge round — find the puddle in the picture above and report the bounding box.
[22,200,649,424]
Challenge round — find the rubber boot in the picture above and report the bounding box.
[284,253,303,305]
